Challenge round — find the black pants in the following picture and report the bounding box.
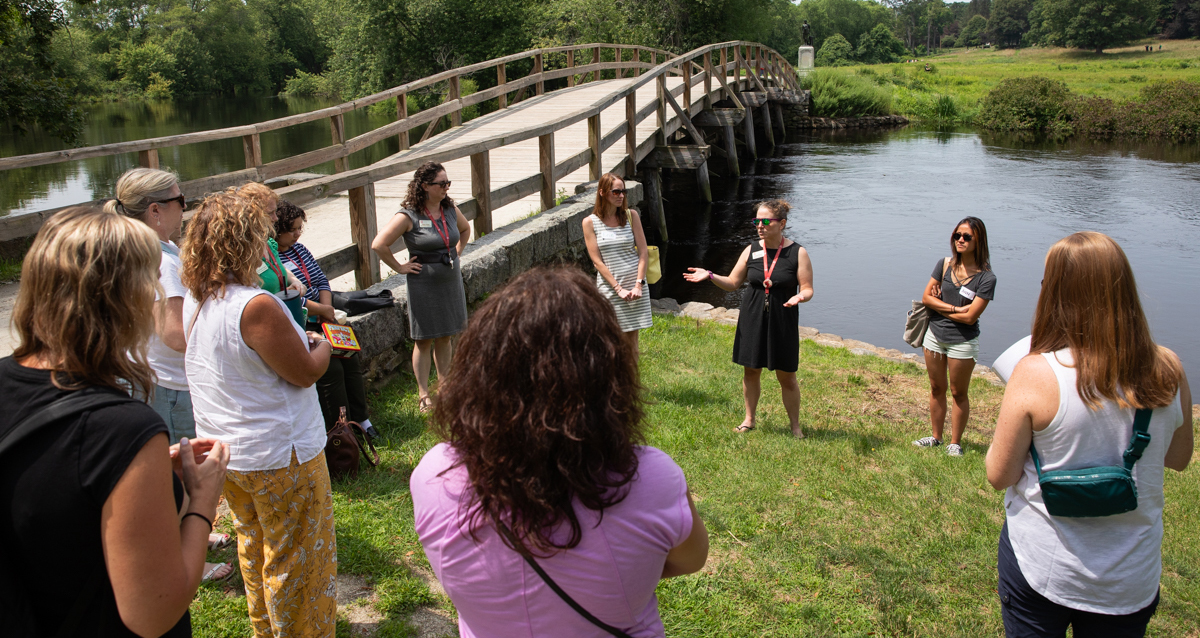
[997,522,1159,638]
[316,354,369,431]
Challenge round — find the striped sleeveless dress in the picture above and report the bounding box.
[589,213,652,332]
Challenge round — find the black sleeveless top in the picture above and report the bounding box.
[0,357,190,637]
[733,241,802,373]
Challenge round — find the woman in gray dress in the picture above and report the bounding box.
[372,162,471,413]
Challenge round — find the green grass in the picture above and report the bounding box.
[0,257,21,283]
[191,314,1200,636]
[834,39,1200,125]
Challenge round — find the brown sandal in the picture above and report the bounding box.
[418,395,433,414]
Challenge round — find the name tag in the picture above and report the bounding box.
[960,287,976,301]
[419,220,433,228]
[255,262,269,275]
[751,250,765,259]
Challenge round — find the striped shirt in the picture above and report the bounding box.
[589,213,651,332]
[278,242,330,302]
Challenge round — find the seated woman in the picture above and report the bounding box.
[1,206,229,637]
[412,267,709,637]
[986,232,1192,636]
[181,191,336,638]
[275,199,376,438]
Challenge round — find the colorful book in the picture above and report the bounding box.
[321,323,361,352]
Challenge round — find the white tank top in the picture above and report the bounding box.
[1005,348,1184,615]
[183,284,325,473]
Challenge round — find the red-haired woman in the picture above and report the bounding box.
[987,232,1191,636]
[372,161,471,413]
[412,267,708,637]
[583,173,652,357]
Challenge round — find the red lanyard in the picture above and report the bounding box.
[426,207,452,251]
[264,253,286,291]
[761,241,783,295]
[283,252,312,289]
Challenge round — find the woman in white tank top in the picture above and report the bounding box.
[986,232,1192,637]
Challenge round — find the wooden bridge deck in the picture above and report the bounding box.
[299,77,708,288]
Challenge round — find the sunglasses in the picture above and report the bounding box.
[751,218,780,227]
[153,194,187,209]
[953,232,974,242]
[427,180,452,188]
[610,189,628,196]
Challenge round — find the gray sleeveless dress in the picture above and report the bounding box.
[400,205,468,340]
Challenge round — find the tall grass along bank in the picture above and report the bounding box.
[190,314,1200,637]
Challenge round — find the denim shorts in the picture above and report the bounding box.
[150,385,197,444]
[922,330,979,360]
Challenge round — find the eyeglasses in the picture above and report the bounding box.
[953,232,973,242]
[751,218,779,227]
[428,180,452,188]
[610,189,628,196]
[152,194,187,209]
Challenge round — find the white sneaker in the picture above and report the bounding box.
[946,443,963,457]
[913,436,942,447]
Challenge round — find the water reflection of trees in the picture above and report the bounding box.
[979,131,1200,164]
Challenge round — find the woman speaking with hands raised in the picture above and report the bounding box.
[372,161,471,413]
[684,200,814,438]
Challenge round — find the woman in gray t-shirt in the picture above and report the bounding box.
[914,217,996,457]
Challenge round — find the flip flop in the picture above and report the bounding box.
[208,533,231,550]
[734,423,755,433]
[418,395,433,414]
[203,562,234,583]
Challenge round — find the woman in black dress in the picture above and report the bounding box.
[684,200,814,437]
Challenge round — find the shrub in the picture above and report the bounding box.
[942,35,957,48]
[801,68,893,117]
[282,70,337,97]
[857,24,906,65]
[816,34,855,67]
[1121,79,1200,141]
[976,76,1070,131]
[117,43,178,94]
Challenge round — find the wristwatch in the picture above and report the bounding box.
[637,278,648,286]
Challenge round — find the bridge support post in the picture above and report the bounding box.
[567,49,575,87]
[722,124,740,177]
[719,48,728,100]
[534,53,544,95]
[329,114,348,172]
[497,64,507,109]
[241,134,262,170]
[759,103,775,151]
[633,49,640,77]
[624,93,637,177]
[655,75,667,145]
[449,76,462,127]
[588,114,602,181]
[682,61,691,115]
[697,161,712,203]
[349,183,379,289]
[743,105,757,159]
[703,52,713,109]
[539,133,555,212]
[591,47,600,82]
[641,168,668,242]
[396,93,409,150]
[773,102,786,137]
[470,151,492,237]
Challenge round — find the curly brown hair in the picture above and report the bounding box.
[13,206,161,397]
[431,266,644,557]
[180,191,271,301]
[401,161,454,214]
[756,199,790,220]
[274,199,307,237]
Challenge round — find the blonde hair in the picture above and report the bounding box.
[234,182,279,236]
[13,206,161,396]
[102,167,179,221]
[1031,232,1181,409]
[180,191,271,301]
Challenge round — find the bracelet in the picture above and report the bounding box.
[707,271,714,281]
[182,511,213,530]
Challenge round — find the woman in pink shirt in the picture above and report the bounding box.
[411,267,709,637]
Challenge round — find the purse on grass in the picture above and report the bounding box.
[1031,408,1151,518]
[325,407,380,481]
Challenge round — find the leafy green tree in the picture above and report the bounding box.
[1,0,86,143]
[815,32,855,65]
[795,0,894,53]
[987,0,1033,46]
[1027,0,1156,52]
[959,13,989,44]
[856,23,906,63]
[117,41,177,92]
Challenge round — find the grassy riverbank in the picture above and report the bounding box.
[820,39,1200,126]
[190,314,1200,637]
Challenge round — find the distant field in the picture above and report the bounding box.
[838,39,1200,123]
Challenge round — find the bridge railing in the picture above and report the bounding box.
[0,41,799,289]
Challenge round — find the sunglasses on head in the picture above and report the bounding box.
[751,218,779,227]
[610,188,628,196]
[953,232,973,242]
[152,194,187,209]
[428,180,452,188]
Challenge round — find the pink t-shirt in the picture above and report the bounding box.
[411,443,693,638]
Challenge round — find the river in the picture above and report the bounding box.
[657,126,1200,378]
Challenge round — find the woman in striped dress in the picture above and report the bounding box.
[582,173,652,357]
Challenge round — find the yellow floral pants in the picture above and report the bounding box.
[224,450,338,638]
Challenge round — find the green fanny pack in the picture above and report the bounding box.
[1031,408,1152,518]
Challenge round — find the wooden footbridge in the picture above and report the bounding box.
[0,41,804,292]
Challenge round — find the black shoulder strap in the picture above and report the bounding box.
[1123,408,1153,471]
[495,522,633,638]
[0,388,136,638]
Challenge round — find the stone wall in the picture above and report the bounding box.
[349,181,643,383]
